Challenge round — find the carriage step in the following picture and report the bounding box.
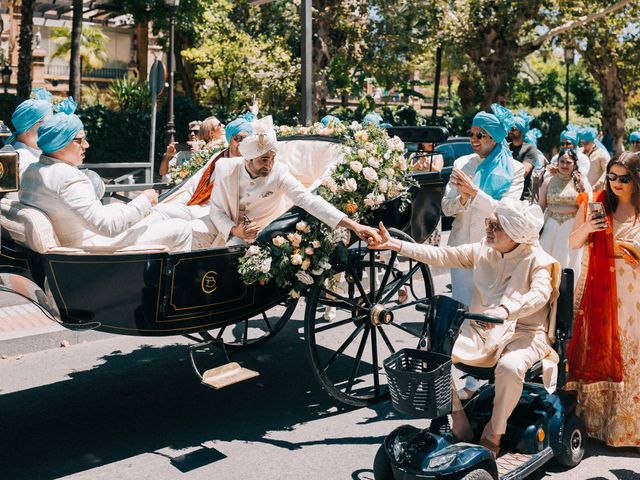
[201,362,260,389]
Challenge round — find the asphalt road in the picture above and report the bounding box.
[1,270,639,480]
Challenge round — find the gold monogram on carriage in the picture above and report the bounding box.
[201,270,218,294]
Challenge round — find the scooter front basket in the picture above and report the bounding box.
[384,348,452,418]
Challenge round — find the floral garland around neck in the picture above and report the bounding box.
[168,140,227,185]
[238,121,414,299]
[275,121,349,139]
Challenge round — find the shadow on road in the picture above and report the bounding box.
[0,319,396,480]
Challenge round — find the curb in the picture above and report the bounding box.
[0,324,114,357]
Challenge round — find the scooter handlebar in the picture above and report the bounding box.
[458,309,505,325]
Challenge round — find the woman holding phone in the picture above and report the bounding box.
[538,148,591,284]
[567,151,640,447]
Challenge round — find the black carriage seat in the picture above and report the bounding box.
[0,197,171,255]
[455,268,574,384]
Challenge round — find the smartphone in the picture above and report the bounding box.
[589,201,606,220]
[242,214,251,225]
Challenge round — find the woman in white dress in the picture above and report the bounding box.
[538,148,591,282]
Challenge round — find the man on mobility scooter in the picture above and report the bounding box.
[370,198,586,479]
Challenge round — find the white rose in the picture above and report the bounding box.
[320,261,333,271]
[384,167,395,178]
[349,161,363,173]
[379,178,389,193]
[287,232,303,247]
[357,148,367,159]
[301,258,311,271]
[296,270,315,285]
[365,141,376,152]
[247,245,261,256]
[296,221,310,233]
[362,167,378,182]
[367,157,380,169]
[364,193,376,208]
[311,268,324,276]
[305,247,315,255]
[259,258,272,273]
[289,289,301,299]
[344,178,358,192]
[291,253,303,265]
[354,130,369,143]
[322,177,338,193]
[376,194,386,205]
[312,240,321,248]
[272,235,286,247]
[383,152,391,160]
[350,121,361,130]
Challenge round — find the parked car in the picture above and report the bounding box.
[434,136,473,168]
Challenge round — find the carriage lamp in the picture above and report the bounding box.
[1,64,11,94]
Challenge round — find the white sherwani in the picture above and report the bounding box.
[19,156,192,252]
[585,147,609,187]
[399,240,560,435]
[14,141,41,176]
[442,153,525,304]
[209,157,345,245]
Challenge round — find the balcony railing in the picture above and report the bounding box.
[45,64,129,79]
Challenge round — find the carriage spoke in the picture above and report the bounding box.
[215,325,227,340]
[371,324,380,395]
[321,323,366,373]
[261,312,273,333]
[314,315,366,333]
[319,286,361,309]
[346,326,370,394]
[388,320,422,339]
[381,263,421,304]
[387,297,430,312]
[375,251,398,302]
[377,325,396,355]
[350,270,373,308]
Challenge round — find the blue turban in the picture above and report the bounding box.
[513,109,533,134]
[525,128,542,146]
[225,111,255,143]
[578,126,598,142]
[630,131,640,142]
[470,105,515,200]
[560,129,579,146]
[363,112,383,126]
[37,110,84,155]
[320,115,340,127]
[8,89,54,144]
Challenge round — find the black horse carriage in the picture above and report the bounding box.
[0,126,450,407]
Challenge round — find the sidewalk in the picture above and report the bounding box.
[0,297,111,357]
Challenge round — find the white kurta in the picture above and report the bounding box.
[209,157,345,245]
[14,141,41,176]
[399,240,560,434]
[585,147,609,187]
[441,153,525,305]
[19,156,192,252]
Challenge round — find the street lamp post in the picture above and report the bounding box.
[165,0,179,145]
[1,65,11,94]
[564,47,574,125]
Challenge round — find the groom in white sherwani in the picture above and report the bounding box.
[208,116,380,246]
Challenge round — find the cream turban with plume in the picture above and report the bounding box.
[238,115,278,160]
[494,198,544,245]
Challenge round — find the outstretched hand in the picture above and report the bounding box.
[353,223,382,245]
[368,222,402,251]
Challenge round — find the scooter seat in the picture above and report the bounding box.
[456,360,544,383]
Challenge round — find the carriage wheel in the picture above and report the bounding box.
[209,298,298,350]
[304,228,433,407]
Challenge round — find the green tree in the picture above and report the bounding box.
[50,25,109,73]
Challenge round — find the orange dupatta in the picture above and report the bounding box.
[186,149,228,206]
[567,190,623,390]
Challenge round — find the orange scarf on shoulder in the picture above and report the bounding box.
[567,190,623,387]
[186,149,228,206]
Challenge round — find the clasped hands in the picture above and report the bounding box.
[451,168,478,204]
[231,219,260,243]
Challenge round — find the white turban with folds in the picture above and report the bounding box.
[238,115,278,160]
[495,198,544,245]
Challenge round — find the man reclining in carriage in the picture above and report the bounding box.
[205,115,381,247]
[17,101,193,253]
[370,198,561,458]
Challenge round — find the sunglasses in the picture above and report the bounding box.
[232,134,246,143]
[71,137,87,145]
[467,130,487,140]
[606,172,632,184]
[189,129,199,134]
[484,218,503,233]
[560,141,573,146]
[632,140,640,144]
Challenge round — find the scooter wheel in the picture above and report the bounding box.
[460,469,493,480]
[556,413,587,467]
[373,445,394,480]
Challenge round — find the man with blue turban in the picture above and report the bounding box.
[18,98,192,252]
[362,111,392,128]
[550,126,590,177]
[320,115,340,127]
[578,126,609,190]
[507,109,538,200]
[629,131,640,153]
[7,88,53,177]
